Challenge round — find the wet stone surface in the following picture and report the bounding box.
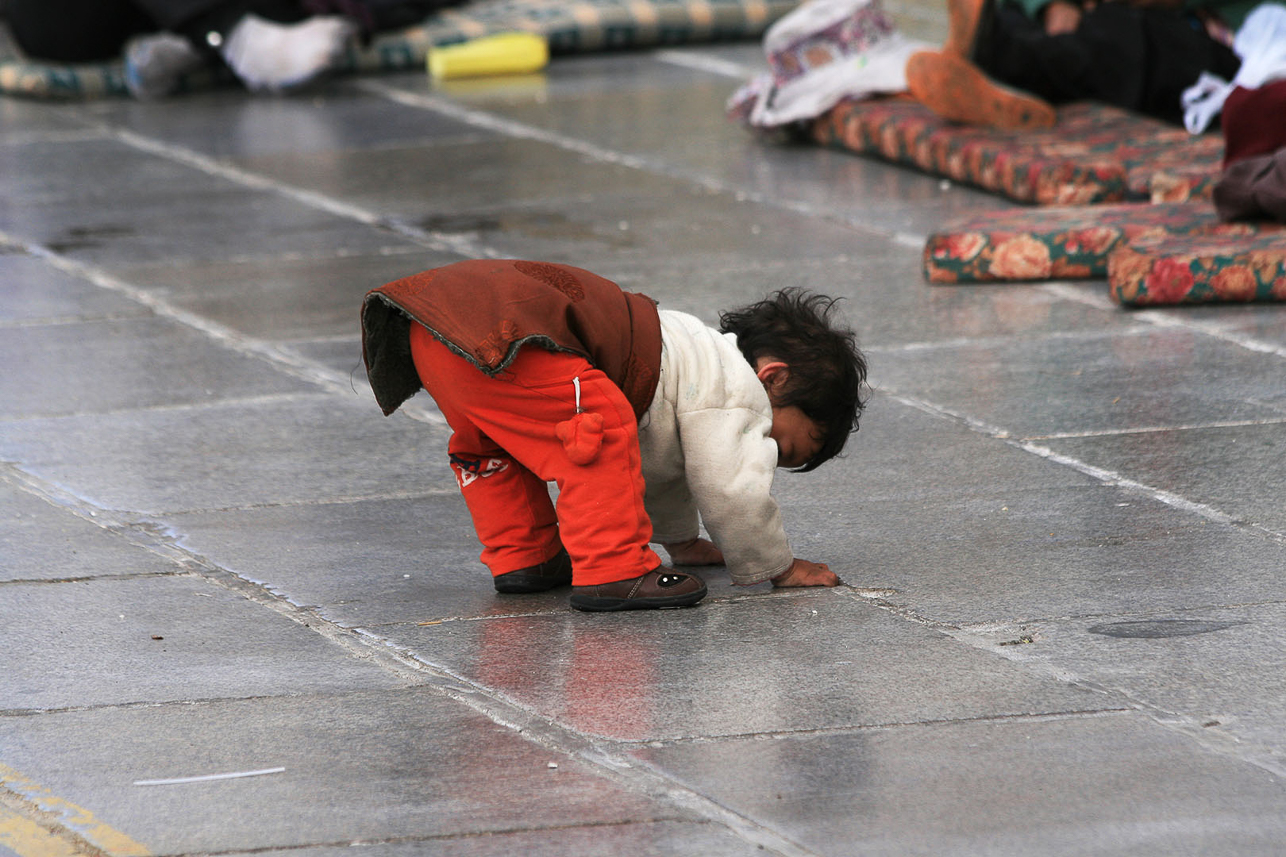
[4,29,1286,857]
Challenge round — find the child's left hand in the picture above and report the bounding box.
[661,537,725,566]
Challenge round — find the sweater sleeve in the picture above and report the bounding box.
[641,311,794,584]
[676,405,794,585]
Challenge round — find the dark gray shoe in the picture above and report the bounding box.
[493,549,572,594]
[569,567,707,611]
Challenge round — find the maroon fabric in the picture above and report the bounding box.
[1214,149,1286,222]
[1221,81,1286,167]
[362,259,662,421]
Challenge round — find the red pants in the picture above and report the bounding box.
[409,323,661,586]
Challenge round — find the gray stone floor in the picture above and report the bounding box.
[4,20,1286,857]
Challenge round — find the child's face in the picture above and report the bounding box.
[769,404,823,469]
[755,357,823,468]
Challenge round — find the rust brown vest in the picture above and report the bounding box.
[362,259,662,420]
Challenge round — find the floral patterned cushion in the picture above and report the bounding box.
[1109,229,1286,305]
[811,97,1223,206]
[923,202,1269,283]
[0,0,797,99]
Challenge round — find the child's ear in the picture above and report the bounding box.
[755,359,790,395]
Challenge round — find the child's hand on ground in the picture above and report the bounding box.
[771,558,841,588]
[661,537,725,566]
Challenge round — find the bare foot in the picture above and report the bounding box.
[661,537,725,566]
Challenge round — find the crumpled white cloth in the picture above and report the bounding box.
[1182,2,1286,133]
[728,0,931,128]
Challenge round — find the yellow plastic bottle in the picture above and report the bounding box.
[427,32,550,80]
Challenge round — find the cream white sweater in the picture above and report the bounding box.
[638,310,794,585]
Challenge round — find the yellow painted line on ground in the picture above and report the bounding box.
[0,805,81,857]
[0,764,149,857]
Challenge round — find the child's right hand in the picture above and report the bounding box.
[771,558,841,588]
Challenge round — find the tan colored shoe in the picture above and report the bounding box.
[569,567,707,611]
[905,49,1056,131]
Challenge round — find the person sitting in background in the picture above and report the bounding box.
[903,0,1253,129]
[5,0,442,98]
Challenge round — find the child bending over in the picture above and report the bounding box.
[361,259,867,612]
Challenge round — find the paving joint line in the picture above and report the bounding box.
[616,708,1136,748]
[884,388,1286,546]
[132,819,704,857]
[862,322,1155,354]
[0,687,396,721]
[1023,415,1286,440]
[1042,282,1286,361]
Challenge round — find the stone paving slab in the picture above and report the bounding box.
[785,482,1286,626]
[231,138,893,273]
[287,336,369,379]
[373,59,1002,239]
[77,85,496,157]
[232,136,675,220]
[632,712,1286,856]
[0,137,402,268]
[1,575,402,711]
[2,137,207,205]
[871,326,1286,439]
[0,395,453,515]
[2,315,318,419]
[778,394,1095,507]
[1045,423,1286,536]
[118,246,458,342]
[3,192,403,272]
[162,494,559,627]
[601,256,1143,355]
[0,253,147,324]
[0,688,687,854]
[968,603,1286,767]
[1191,307,1286,351]
[0,481,181,583]
[14,194,403,271]
[387,594,1118,742]
[0,96,90,140]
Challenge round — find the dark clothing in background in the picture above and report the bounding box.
[977,1,1241,125]
[1214,149,1286,221]
[7,0,446,63]
[8,0,301,62]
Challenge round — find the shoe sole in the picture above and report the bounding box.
[569,588,707,612]
[494,575,572,594]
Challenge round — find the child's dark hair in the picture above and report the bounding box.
[719,289,868,472]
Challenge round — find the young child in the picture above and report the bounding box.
[361,259,868,612]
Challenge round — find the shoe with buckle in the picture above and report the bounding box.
[493,549,573,593]
[569,566,707,612]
